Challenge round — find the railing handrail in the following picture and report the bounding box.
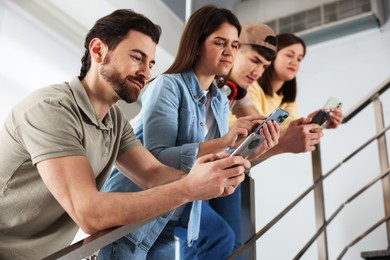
[343,75,390,123]
[227,126,389,259]
[46,77,390,260]
[43,219,153,260]
[293,167,390,259]
[229,76,390,259]
[337,215,390,260]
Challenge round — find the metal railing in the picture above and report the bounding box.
[228,75,390,259]
[43,220,152,260]
[45,76,390,260]
[43,178,258,260]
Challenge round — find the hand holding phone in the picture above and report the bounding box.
[229,108,289,159]
[310,97,342,127]
[310,110,330,126]
[229,133,264,159]
[253,108,289,134]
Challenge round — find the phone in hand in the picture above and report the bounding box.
[229,108,289,159]
[310,110,330,125]
[229,133,264,159]
[253,108,289,134]
[310,97,342,126]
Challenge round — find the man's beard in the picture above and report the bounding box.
[100,56,144,103]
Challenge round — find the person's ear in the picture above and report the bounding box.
[89,38,104,63]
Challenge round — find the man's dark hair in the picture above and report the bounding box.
[79,9,161,79]
[251,35,277,61]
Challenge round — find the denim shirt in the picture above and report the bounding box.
[135,69,229,246]
[135,69,229,173]
[100,70,229,254]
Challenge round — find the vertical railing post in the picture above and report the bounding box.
[241,175,257,259]
[373,97,390,245]
[311,144,329,260]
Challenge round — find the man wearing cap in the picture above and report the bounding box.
[219,23,278,128]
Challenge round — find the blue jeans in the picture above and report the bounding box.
[98,168,242,259]
[175,186,242,260]
[98,222,176,260]
[98,168,175,260]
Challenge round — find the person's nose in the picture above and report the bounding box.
[253,65,265,79]
[137,64,151,81]
[222,45,234,57]
[289,57,299,68]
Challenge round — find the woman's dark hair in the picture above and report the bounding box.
[164,5,241,74]
[258,33,306,103]
[79,9,161,79]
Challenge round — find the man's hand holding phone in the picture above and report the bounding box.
[247,120,280,160]
[223,115,264,150]
[229,108,287,160]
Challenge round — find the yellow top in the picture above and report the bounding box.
[229,81,297,132]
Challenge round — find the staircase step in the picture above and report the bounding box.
[361,249,390,260]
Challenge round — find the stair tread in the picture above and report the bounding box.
[361,249,390,257]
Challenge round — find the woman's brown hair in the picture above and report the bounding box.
[258,33,306,103]
[164,5,241,74]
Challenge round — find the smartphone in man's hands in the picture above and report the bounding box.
[229,108,289,159]
[252,108,289,134]
[229,133,264,159]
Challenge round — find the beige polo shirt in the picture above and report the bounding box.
[0,77,141,259]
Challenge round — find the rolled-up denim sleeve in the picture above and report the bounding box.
[140,76,199,173]
[177,142,199,173]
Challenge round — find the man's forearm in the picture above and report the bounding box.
[82,177,192,234]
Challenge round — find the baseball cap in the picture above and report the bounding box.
[239,23,277,52]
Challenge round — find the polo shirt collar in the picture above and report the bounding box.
[67,77,113,130]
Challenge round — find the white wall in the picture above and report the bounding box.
[0,1,81,125]
[249,21,390,260]
[0,0,178,126]
[1,0,390,259]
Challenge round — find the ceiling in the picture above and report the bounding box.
[161,0,240,21]
[5,0,388,70]
[2,0,388,120]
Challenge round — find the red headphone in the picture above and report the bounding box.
[223,80,247,100]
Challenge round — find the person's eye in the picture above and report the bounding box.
[231,43,239,49]
[215,41,225,47]
[149,63,154,70]
[131,55,142,64]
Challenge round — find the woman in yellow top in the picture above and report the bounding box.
[231,33,343,157]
